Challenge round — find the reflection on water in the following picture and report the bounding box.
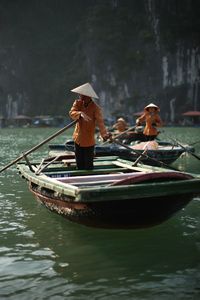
[0,127,200,299]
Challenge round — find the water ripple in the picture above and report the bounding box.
[0,127,200,299]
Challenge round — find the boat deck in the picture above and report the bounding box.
[17,156,200,198]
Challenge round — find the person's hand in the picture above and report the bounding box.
[103,132,112,142]
[80,112,91,121]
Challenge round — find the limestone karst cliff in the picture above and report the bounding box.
[0,0,199,123]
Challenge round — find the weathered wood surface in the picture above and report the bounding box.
[17,157,200,203]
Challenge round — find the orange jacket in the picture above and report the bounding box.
[137,112,162,136]
[69,99,108,147]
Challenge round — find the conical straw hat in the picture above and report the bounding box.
[71,82,99,99]
[144,103,160,111]
[117,117,126,123]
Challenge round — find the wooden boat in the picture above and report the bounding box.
[17,155,200,229]
[48,140,194,166]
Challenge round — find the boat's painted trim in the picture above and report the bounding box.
[17,163,200,203]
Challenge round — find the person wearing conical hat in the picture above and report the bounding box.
[112,117,128,133]
[136,103,163,140]
[69,83,111,170]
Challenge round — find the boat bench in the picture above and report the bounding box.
[62,156,119,167]
[56,172,147,184]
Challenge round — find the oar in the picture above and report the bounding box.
[112,139,179,171]
[161,132,200,161]
[0,119,77,173]
[173,139,200,160]
[102,125,137,145]
[132,148,148,166]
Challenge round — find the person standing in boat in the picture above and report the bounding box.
[136,103,163,141]
[69,82,111,170]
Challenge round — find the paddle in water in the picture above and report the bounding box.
[0,119,77,173]
[161,131,200,161]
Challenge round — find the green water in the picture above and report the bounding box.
[0,127,200,300]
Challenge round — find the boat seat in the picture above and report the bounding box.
[62,159,76,166]
[62,157,120,167]
[56,171,147,184]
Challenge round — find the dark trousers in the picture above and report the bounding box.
[144,135,157,141]
[75,143,94,170]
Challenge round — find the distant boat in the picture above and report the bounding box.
[17,155,200,229]
[48,140,194,166]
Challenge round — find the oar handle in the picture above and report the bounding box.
[0,119,77,173]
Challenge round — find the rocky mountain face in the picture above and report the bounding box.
[0,0,200,123]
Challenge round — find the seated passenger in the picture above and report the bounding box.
[112,117,128,133]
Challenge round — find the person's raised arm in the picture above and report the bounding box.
[69,100,91,121]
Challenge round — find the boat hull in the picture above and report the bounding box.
[48,143,188,166]
[17,155,200,230]
[30,184,194,229]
